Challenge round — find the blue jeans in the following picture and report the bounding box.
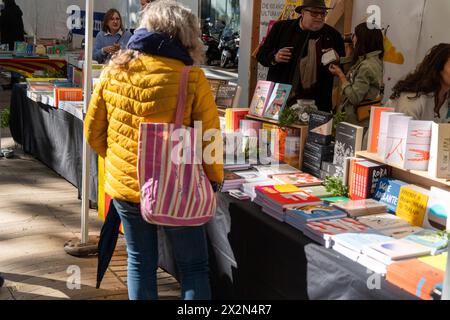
[113,199,211,300]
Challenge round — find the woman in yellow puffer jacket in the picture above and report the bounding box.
[84,0,223,300]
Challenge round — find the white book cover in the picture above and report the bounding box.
[428,123,450,179]
[333,242,360,262]
[404,120,433,171]
[384,115,412,167]
[357,254,388,275]
[331,232,393,254]
[377,112,404,159]
[364,239,431,264]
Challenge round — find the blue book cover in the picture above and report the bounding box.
[403,230,449,255]
[373,177,408,213]
[287,203,347,222]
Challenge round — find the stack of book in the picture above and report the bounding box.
[222,170,247,192]
[303,217,372,247]
[254,185,321,222]
[332,199,388,218]
[303,111,334,178]
[285,203,347,232]
[269,172,322,187]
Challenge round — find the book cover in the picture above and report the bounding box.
[215,84,240,109]
[332,232,394,254]
[384,115,412,166]
[367,107,394,153]
[263,83,292,121]
[224,108,249,132]
[307,111,333,145]
[256,185,322,209]
[333,122,364,168]
[249,80,275,117]
[373,177,409,213]
[425,187,450,230]
[286,203,347,223]
[419,253,448,272]
[301,185,334,198]
[386,259,444,300]
[403,230,448,255]
[396,185,430,227]
[305,218,371,237]
[349,161,390,200]
[428,123,450,179]
[270,172,323,187]
[379,225,423,239]
[208,78,228,98]
[404,120,433,171]
[365,239,431,263]
[333,199,387,217]
[377,112,404,159]
[304,141,334,159]
[356,213,410,231]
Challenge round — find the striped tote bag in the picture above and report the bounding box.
[137,66,217,226]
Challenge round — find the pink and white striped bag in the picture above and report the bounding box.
[137,66,217,226]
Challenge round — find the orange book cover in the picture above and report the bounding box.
[387,259,444,300]
[368,107,394,153]
[55,88,83,108]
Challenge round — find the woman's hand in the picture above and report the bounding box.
[329,64,346,82]
[103,44,120,55]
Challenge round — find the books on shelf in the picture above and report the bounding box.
[396,184,430,227]
[262,83,292,121]
[348,160,390,200]
[54,87,83,109]
[224,108,249,132]
[255,185,322,211]
[249,80,275,117]
[367,106,394,153]
[215,84,241,109]
[333,122,364,168]
[428,123,450,179]
[404,120,433,171]
[376,112,403,159]
[373,177,408,213]
[222,170,247,192]
[332,199,387,217]
[384,115,412,166]
[207,78,228,98]
[307,111,333,145]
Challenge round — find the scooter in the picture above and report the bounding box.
[201,18,223,66]
[218,27,239,68]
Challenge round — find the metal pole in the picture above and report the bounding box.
[81,0,94,244]
[442,222,450,300]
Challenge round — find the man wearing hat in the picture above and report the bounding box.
[256,0,345,111]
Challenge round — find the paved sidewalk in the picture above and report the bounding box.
[0,134,180,300]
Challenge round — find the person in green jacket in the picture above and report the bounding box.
[329,22,384,127]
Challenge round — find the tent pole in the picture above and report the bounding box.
[64,0,98,257]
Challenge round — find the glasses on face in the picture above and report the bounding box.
[303,9,328,18]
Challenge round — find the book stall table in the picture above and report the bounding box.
[9,84,97,202]
[305,243,418,300]
[0,56,67,78]
[209,193,422,300]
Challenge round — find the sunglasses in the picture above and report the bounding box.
[303,9,328,18]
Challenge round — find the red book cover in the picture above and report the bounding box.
[256,185,321,208]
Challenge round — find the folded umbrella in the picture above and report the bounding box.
[96,201,122,289]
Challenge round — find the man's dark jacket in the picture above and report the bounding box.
[0,2,25,50]
[256,18,345,111]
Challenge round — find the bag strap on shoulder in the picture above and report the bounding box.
[174,66,192,127]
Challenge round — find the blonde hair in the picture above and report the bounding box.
[105,0,204,73]
[138,0,204,64]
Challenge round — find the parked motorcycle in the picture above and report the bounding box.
[218,26,239,68]
[202,18,224,66]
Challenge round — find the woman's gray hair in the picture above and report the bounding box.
[139,0,205,64]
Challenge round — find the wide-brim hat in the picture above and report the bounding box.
[295,0,333,14]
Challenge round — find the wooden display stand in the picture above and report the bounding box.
[245,114,308,170]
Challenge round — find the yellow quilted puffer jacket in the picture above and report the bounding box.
[84,55,224,203]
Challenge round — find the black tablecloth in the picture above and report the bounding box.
[305,243,419,300]
[9,84,98,202]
